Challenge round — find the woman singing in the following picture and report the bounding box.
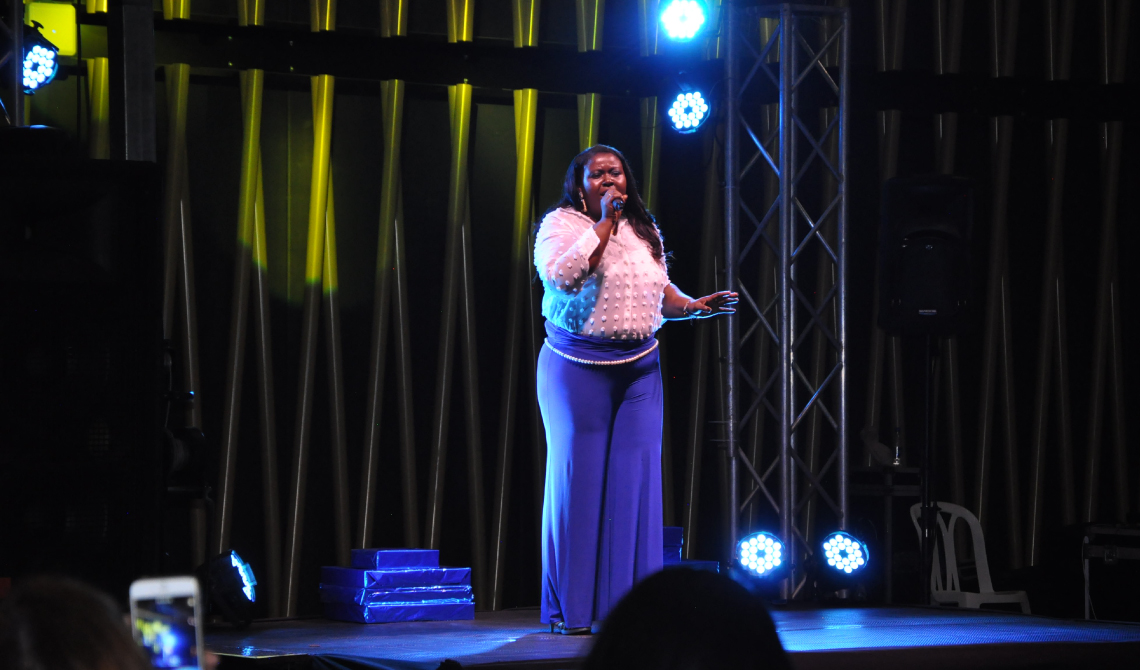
[534,145,738,635]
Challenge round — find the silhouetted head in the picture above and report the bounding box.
[583,568,791,670]
[0,576,151,670]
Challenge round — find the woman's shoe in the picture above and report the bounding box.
[550,621,592,635]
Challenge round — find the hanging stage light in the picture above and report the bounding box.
[22,22,60,95]
[667,90,710,134]
[660,0,706,41]
[821,531,869,575]
[736,531,784,578]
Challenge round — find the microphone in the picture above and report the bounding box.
[613,199,624,213]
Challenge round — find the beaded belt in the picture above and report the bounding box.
[544,338,659,366]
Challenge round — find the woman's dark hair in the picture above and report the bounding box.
[582,569,791,670]
[545,144,666,261]
[0,576,152,670]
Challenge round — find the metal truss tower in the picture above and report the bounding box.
[723,3,850,598]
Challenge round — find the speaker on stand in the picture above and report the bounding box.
[877,175,974,605]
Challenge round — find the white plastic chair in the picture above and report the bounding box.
[909,501,1030,614]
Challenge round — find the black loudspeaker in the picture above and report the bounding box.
[0,135,164,596]
[877,175,974,335]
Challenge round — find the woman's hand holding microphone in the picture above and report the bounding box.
[600,189,627,231]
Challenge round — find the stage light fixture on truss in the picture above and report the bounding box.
[667,89,711,134]
[736,531,784,578]
[197,550,258,627]
[22,22,59,95]
[821,531,869,575]
[660,0,706,41]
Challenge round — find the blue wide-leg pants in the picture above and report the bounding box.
[537,328,664,628]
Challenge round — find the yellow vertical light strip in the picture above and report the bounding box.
[425,0,476,550]
[312,0,337,32]
[86,0,108,13]
[236,0,266,260]
[215,64,263,562]
[365,0,417,551]
[575,0,605,149]
[381,0,409,37]
[489,0,540,612]
[86,58,110,159]
[164,0,191,20]
[512,0,540,46]
[447,0,475,42]
[238,0,265,26]
[284,0,338,618]
[305,75,335,286]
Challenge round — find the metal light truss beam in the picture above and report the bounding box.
[724,3,849,599]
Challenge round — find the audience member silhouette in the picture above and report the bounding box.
[0,576,152,670]
[582,568,791,670]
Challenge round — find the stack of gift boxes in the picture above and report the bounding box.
[322,531,715,624]
[320,549,474,624]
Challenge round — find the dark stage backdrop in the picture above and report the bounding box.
[16,0,1140,618]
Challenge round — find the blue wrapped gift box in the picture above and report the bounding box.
[321,549,474,624]
[321,566,472,589]
[320,584,473,606]
[324,602,475,624]
[351,548,439,570]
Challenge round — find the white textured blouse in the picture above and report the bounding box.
[534,206,670,341]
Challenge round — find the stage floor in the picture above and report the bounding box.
[209,606,1140,670]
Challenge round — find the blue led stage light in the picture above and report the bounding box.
[667,90,710,133]
[736,531,784,578]
[661,0,706,41]
[230,551,258,602]
[198,550,258,627]
[22,23,60,95]
[821,531,869,575]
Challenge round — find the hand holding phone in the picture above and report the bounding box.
[129,577,205,670]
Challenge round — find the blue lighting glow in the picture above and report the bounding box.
[661,0,706,41]
[667,91,710,133]
[736,531,783,577]
[231,551,258,602]
[22,41,59,94]
[821,531,869,575]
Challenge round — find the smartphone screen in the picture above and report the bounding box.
[133,595,201,670]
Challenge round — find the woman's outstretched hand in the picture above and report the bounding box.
[686,291,739,318]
